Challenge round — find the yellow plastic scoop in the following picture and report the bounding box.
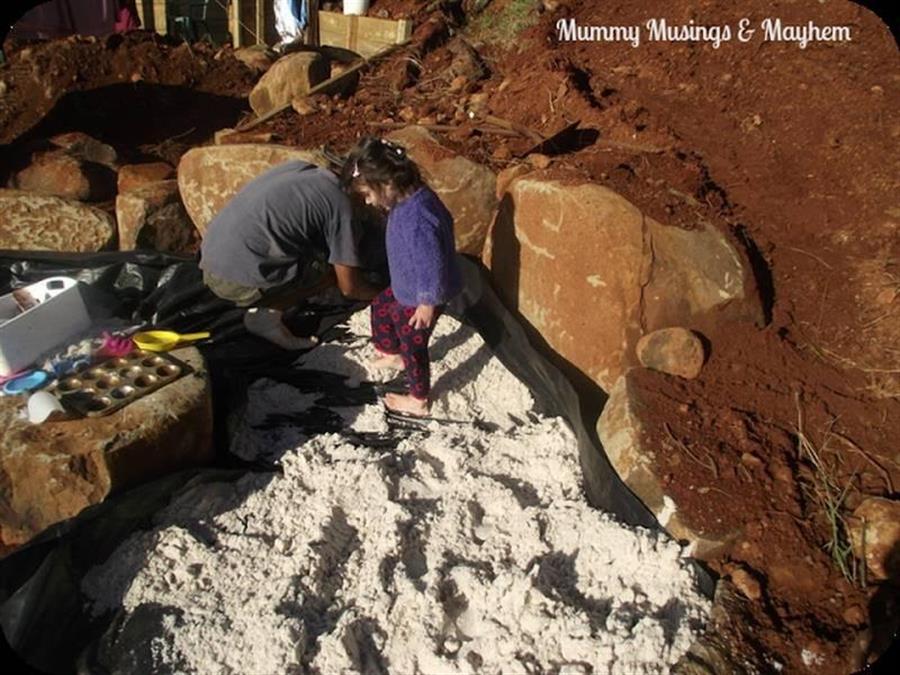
[133,330,210,352]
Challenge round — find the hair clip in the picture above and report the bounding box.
[380,139,405,157]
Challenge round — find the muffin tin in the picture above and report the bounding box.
[51,349,189,417]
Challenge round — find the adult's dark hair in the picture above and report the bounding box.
[341,136,422,194]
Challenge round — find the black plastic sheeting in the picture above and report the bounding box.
[0,249,709,674]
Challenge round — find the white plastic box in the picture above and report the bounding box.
[343,0,370,16]
[0,276,92,376]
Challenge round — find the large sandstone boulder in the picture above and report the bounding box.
[484,176,763,391]
[177,144,328,236]
[597,369,738,558]
[0,189,116,251]
[10,150,116,202]
[0,348,213,556]
[116,180,198,254]
[248,51,330,117]
[387,125,497,255]
[117,162,175,194]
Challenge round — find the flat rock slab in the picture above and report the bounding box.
[387,125,497,255]
[178,144,328,237]
[0,347,213,557]
[0,189,116,251]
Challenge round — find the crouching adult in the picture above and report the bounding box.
[199,159,383,349]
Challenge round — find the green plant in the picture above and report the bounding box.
[793,395,866,587]
[469,0,540,48]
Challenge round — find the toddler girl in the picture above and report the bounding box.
[343,137,462,416]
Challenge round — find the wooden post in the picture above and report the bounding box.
[231,0,243,47]
[396,19,411,45]
[135,0,147,29]
[152,0,167,35]
[255,0,265,46]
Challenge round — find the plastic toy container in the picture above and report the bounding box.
[343,0,370,16]
[0,277,92,377]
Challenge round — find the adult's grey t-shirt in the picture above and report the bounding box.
[199,161,362,288]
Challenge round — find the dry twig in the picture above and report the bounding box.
[663,422,719,479]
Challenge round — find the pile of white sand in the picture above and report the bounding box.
[82,311,710,673]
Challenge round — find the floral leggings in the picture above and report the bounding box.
[371,287,442,400]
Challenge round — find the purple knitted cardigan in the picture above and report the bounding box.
[386,186,462,307]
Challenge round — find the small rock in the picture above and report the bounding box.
[449,75,468,92]
[729,566,762,601]
[50,132,118,168]
[848,497,900,581]
[801,641,827,668]
[527,153,551,169]
[875,287,896,305]
[467,92,489,115]
[495,164,531,198]
[399,107,416,122]
[291,97,316,116]
[741,452,764,469]
[0,81,7,97]
[635,327,706,379]
[214,130,274,145]
[843,605,866,627]
[492,145,512,161]
[740,114,763,133]
[770,462,793,483]
[448,126,475,144]
[234,46,275,74]
[871,85,884,95]
[117,162,175,194]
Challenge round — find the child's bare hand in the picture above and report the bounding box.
[409,304,436,329]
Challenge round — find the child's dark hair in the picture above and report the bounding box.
[341,137,422,194]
